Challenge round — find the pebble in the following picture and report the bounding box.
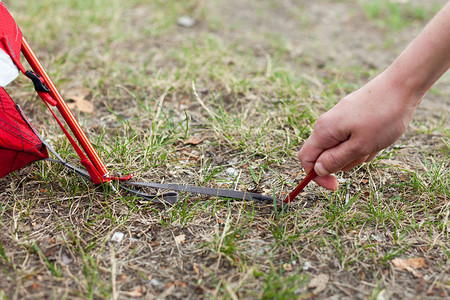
[226,167,238,178]
[111,232,124,243]
[371,234,384,242]
[177,16,196,27]
[150,278,164,289]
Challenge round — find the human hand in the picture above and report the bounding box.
[297,72,418,190]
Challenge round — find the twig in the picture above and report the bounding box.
[192,81,218,120]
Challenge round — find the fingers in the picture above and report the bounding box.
[298,124,344,173]
[297,113,350,191]
[297,142,339,190]
[365,152,378,162]
[313,174,339,191]
[297,136,324,173]
[341,152,379,171]
[314,138,368,176]
[298,141,374,190]
[310,152,376,190]
[341,155,369,171]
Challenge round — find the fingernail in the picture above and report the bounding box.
[315,162,329,177]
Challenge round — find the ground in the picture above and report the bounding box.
[0,0,449,299]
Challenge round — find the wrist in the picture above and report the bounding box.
[381,7,450,107]
[380,61,430,108]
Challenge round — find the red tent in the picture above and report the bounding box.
[0,88,49,177]
[0,3,48,177]
[0,3,289,206]
[0,2,113,184]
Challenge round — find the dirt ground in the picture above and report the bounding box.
[212,0,450,117]
[1,0,449,299]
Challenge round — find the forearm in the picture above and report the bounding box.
[297,2,450,190]
[383,1,450,107]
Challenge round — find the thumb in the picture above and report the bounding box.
[314,139,362,176]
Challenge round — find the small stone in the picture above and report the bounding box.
[226,167,238,178]
[150,278,164,289]
[111,232,124,243]
[371,234,384,242]
[377,289,387,300]
[61,253,73,265]
[177,16,196,28]
[303,261,312,271]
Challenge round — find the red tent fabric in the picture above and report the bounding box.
[0,3,48,178]
[0,2,26,73]
[0,88,48,177]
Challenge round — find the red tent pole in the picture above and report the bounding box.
[21,37,109,178]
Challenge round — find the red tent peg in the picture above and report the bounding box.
[283,170,317,203]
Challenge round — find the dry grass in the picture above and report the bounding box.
[0,0,449,299]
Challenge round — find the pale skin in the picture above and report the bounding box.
[298,2,450,191]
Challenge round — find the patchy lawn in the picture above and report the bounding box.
[1,0,449,299]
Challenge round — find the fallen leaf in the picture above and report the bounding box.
[392,257,426,278]
[179,97,191,105]
[64,86,91,99]
[183,137,204,145]
[193,263,200,276]
[392,257,426,269]
[118,274,127,282]
[308,273,329,295]
[181,150,200,159]
[120,286,144,298]
[358,270,366,281]
[64,86,94,113]
[68,98,93,113]
[31,282,41,292]
[174,234,186,245]
[283,263,293,271]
